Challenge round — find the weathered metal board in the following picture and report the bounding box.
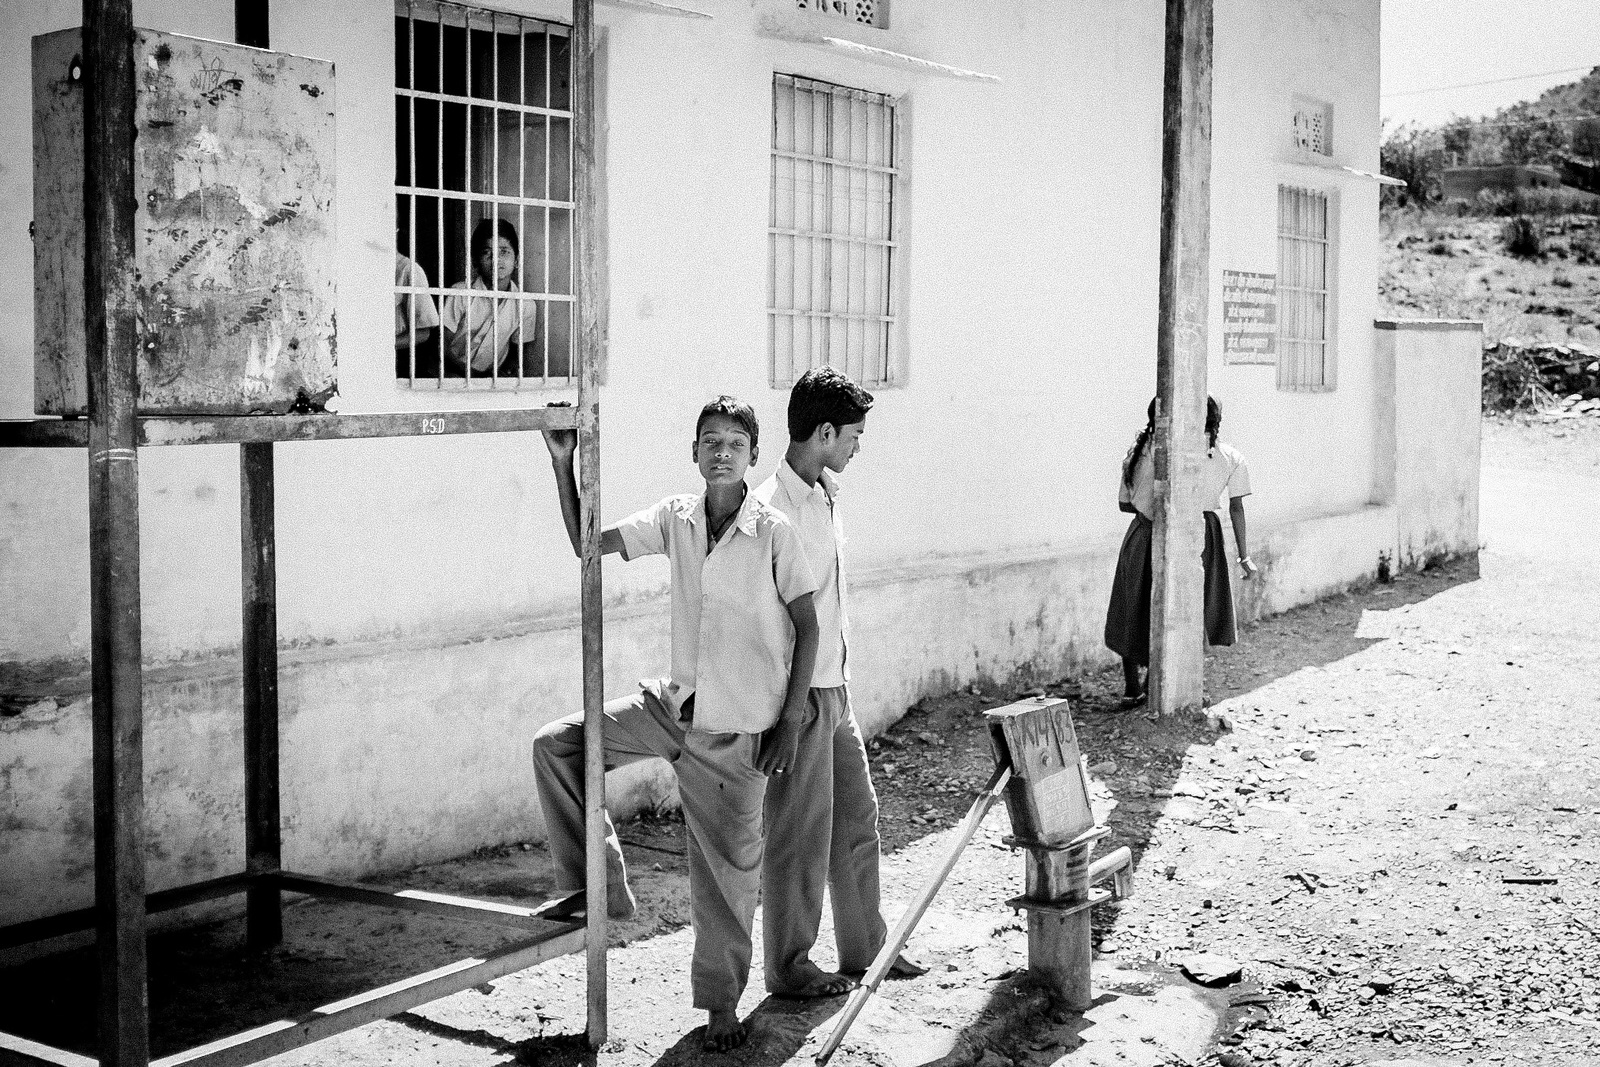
[985,697,1096,846]
[33,28,337,415]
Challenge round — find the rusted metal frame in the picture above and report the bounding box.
[240,443,282,950]
[1149,0,1212,717]
[82,0,148,1062]
[269,872,584,933]
[0,407,581,449]
[140,926,587,1067]
[227,5,284,960]
[0,1031,99,1067]
[572,0,607,1046]
[0,872,256,952]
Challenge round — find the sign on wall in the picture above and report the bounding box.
[1222,270,1277,364]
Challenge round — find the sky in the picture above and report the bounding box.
[1380,0,1600,132]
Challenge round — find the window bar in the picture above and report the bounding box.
[543,28,552,384]
[792,79,804,385]
[517,18,528,385]
[487,9,503,387]
[843,91,856,383]
[821,88,834,371]
[464,7,477,386]
[491,8,504,387]
[407,2,418,386]
[436,3,446,386]
[768,76,780,385]
[883,95,899,383]
[565,32,575,387]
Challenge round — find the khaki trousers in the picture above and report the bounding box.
[531,684,767,1012]
[762,686,888,990]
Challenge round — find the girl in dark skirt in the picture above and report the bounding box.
[1103,397,1257,704]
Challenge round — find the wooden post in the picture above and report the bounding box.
[241,443,282,949]
[1149,0,1213,717]
[84,0,149,1063]
[234,0,282,954]
[572,0,608,1047]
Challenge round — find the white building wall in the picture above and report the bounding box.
[1,0,1403,925]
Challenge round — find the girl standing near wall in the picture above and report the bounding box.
[1103,397,1258,706]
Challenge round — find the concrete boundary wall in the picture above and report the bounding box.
[1,499,1398,930]
[1375,319,1484,569]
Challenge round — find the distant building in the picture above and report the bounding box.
[1441,163,1562,200]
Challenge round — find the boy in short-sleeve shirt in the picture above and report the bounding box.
[533,396,818,1052]
[754,368,925,999]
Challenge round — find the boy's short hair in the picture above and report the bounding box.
[787,367,875,441]
[471,217,520,260]
[696,395,760,452]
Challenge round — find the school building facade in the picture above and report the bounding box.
[0,0,1479,929]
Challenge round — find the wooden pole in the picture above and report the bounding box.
[83,0,149,1062]
[1149,0,1212,717]
[572,0,608,1047]
[233,0,282,954]
[816,766,1012,1066]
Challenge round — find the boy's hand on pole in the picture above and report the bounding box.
[542,402,577,462]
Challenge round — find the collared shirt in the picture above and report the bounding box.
[754,461,848,687]
[440,277,540,372]
[613,488,818,734]
[395,254,441,339]
[1119,441,1252,517]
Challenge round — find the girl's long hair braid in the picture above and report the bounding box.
[1124,396,1223,484]
[1121,398,1158,489]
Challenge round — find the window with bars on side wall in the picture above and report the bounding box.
[1277,185,1332,391]
[769,75,901,388]
[394,0,575,390]
[794,0,885,29]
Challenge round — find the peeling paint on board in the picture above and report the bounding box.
[32,28,337,416]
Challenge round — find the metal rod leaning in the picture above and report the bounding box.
[815,763,1013,1066]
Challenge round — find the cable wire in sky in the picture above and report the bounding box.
[1382,63,1597,99]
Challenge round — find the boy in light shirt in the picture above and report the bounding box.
[534,396,817,1051]
[754,368,925,998]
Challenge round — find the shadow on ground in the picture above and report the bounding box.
[0,558,1478,1063]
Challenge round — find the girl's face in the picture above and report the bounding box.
[476,237,517,288]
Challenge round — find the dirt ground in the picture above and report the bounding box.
[2,416,1598,1067]
[1379,210,1600,345]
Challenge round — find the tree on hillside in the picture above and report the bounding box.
[1573,118,1600,163]
[1380,122,1444,206]
[1500,105,1567,165]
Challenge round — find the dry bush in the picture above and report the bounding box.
[1502,216,1544,258]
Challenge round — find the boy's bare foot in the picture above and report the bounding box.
[770,967,856,998]
[703,1009,748,1052]
[887,953,928,978]
[532,881,637,922]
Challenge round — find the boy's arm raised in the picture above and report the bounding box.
[759,592,818,777]
[542,424,624,559]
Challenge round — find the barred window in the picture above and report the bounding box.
[794,0,885,29]
[1276,185,1332,390]
[769,75,901,388]
[394,0,573,389]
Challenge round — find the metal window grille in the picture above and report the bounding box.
[795,0,884,28]
[394,0,574,389]
[1292,95,1332,157]
[769,75,900,388]
[1277,185,1331,390]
